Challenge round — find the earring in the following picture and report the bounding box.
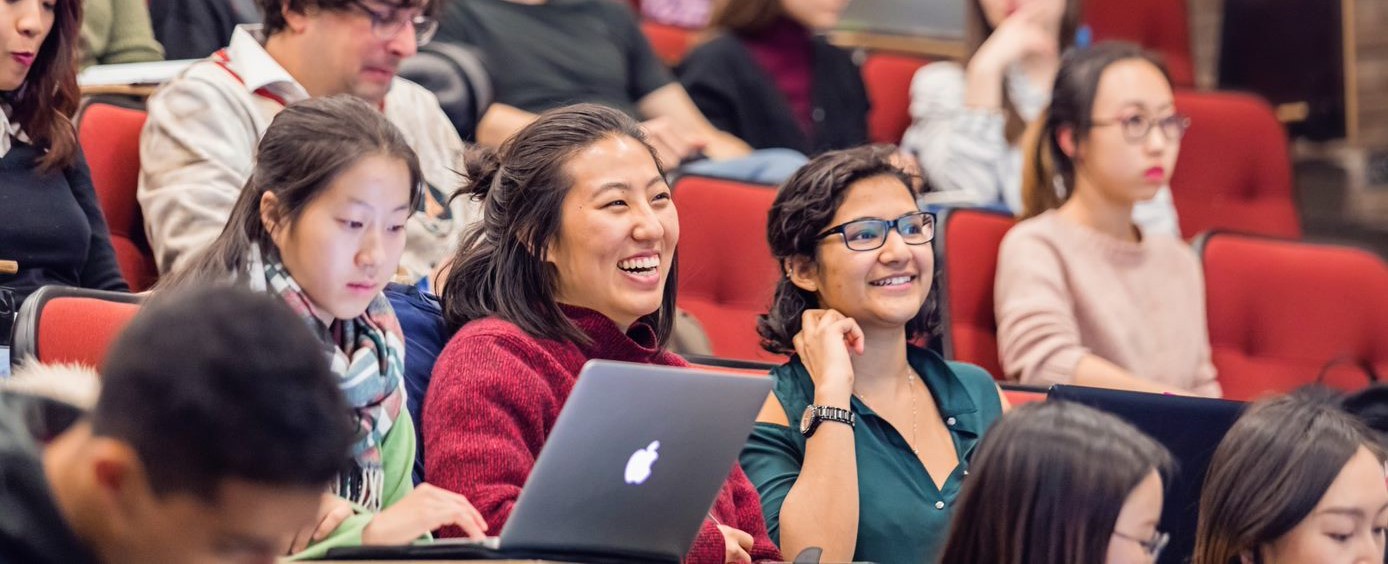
[1051,174,1068,199]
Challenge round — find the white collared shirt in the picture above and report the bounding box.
[0,103,31,159]
[139,25,480,279]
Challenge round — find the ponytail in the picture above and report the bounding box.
[1019,42,1173,220]
[1020,109,1069,219]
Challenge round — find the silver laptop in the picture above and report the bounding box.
[328,359,773,562]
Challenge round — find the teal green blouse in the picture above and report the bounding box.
[740,346,1003,564]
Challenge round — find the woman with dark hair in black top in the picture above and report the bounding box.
[0,0,127,345]
[678,0,867,156]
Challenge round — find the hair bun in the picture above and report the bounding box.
[461,145,501,199]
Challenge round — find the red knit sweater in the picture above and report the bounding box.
[423,306,782,563]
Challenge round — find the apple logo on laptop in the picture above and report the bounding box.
[624,440,660,485]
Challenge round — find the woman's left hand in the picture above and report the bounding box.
[285,493,356,555]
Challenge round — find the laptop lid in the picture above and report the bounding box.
[498,359,773,562]
[1047,385,1245,564]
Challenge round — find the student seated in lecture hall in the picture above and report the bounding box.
[0,0,128,324]
[1194,391,1388,564]
[157,96,487,558]
[900,0,1178,233]
[434,0,808,185]
[424,104,781,564]
[741,145,1006,563]
[0,286,356,564]
[939,401,1174,564]
[995,42,1221,397]
[138,0,477,285]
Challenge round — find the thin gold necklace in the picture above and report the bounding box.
[854,370,919,455]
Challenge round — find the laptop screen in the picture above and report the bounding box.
[1047,385,1245,564]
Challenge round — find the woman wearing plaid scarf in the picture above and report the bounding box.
[158,95,487,558]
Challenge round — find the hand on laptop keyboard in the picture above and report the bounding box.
[362,483,489,544]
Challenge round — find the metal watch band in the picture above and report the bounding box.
[814,405,854,426]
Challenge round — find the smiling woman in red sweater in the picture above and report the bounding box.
[423,103,781,564]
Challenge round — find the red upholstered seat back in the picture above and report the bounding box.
[77,103,159,291]
[1084,0,1195,87]
[862,52,931,144]
[37,298,139,368]
[936,208,1015,379]
[641,21,696,67]
[11,287,141,369]
[1171,91,1300,239]
[1001,386,1047,406]
[1200,233,1388,401]
[673,175,784,362]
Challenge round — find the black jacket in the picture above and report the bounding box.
[0,392,97,564]
[678,33,869,155]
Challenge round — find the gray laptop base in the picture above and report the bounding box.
[327,359,772,562]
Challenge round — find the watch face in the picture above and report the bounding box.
[800,405,816,435]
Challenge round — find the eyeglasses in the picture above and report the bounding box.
[1091,113,1191,144]
[816,211,935,252]
[1113,529,1170,561]
[348,0,439,46]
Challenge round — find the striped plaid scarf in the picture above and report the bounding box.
[247,245,406,511]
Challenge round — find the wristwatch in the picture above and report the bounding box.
[800,405,855,438]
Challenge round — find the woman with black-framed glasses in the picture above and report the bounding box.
[940,400,1175,564]
[996,42,1221,398]
[741,145,1006,563]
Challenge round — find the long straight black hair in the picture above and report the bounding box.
[1194,390,1386,564]
[940,401,1174,564]
[158,95,424,291]
[1021,42,1171,219]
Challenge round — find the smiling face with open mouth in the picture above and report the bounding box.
[793,174,934,331]
[548,134,677,331]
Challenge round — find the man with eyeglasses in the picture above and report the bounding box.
[139,0,478,284]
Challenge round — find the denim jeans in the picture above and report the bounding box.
[678,148,808,185]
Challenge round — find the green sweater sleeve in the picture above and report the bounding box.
[79,0,164,68]
[290,415,425,560]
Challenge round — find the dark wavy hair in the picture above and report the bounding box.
[438,103,676,347]
[1021,42,1171,219]
[1194,390,1386,564]
[940,401,1174,564]
[158,95,423,290]
[4,0,82,172]
[257,0,436,37]
[757,145,928,355]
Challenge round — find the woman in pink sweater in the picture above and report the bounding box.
[423,103,781,563]
[995,42,1221,397]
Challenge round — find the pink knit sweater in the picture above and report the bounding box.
[995,211,1221,396]
[423,305,782,563]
